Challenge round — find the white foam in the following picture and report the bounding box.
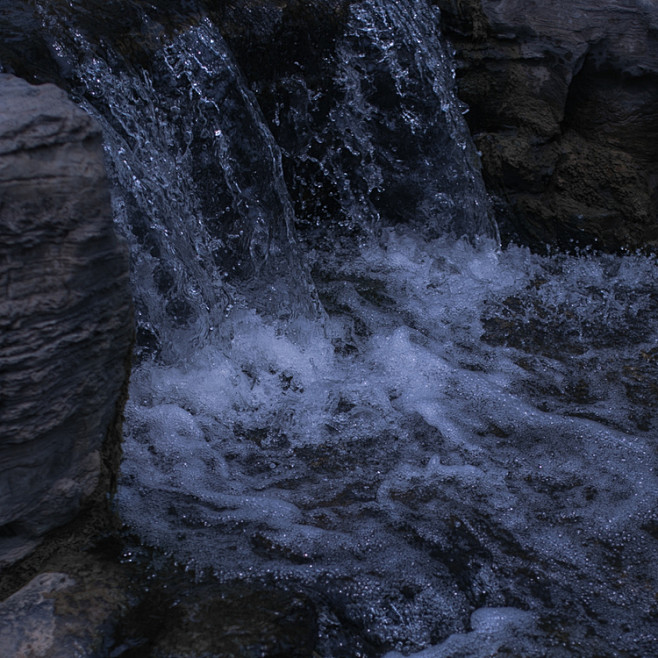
[383,608,538,657]
[118,229,658,651]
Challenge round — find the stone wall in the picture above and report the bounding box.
[435,0,658,251]
[0,75,133,567]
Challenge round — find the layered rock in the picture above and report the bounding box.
[435,0,658,250]
[0,74,132,567]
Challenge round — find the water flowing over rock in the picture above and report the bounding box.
[435,0,658,250]
[27,0,322,362]
[221,0,497,249]
[0,75,132,567]
[1,1,658,656]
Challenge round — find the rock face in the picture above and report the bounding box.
[434,0,658,250]
[0,74,132,567]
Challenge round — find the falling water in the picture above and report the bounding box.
[14,0,658,654]
[266,0,496,247]
[33,0,319,361]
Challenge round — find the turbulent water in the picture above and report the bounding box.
[18,0,658,655]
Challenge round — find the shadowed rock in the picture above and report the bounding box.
[0,74,132,567]
[435,0,658,251]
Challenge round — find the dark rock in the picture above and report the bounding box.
[0,567,130,658]
[0,74,132,567]
[0,3,61,85]
[434,0,658,251]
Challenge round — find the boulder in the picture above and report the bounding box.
[434,0,658,250]
[0,567,130,658]
[0,74,132,567]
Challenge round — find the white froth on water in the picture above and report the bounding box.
[384,607,539,657]
[118,229,658,652]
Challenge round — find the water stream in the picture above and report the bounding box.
[11,0,658,654]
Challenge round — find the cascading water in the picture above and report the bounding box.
[13,0,658,655]
[265,0,496,248]
[33,0,319,362]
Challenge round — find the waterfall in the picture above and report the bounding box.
[33,2,319,361]
[17,0,658,655]
[268,0,497,248]
[30,0,495,364]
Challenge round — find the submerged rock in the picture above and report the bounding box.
[435,0,658,251]
[117,582,319,658]
[0,74,132,567]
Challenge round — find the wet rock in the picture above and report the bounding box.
[0,74,132,567]
[0,3,61,85]
[434,0,658,251]
[0,567,129,658]
[0,573,76,657]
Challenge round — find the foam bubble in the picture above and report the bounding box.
[383,608,539,657]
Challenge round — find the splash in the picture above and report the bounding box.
[121,228,658,653]
[33,4,318,361]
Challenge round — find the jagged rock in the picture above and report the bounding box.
[434,0,658,250]
[0,74,132,567]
